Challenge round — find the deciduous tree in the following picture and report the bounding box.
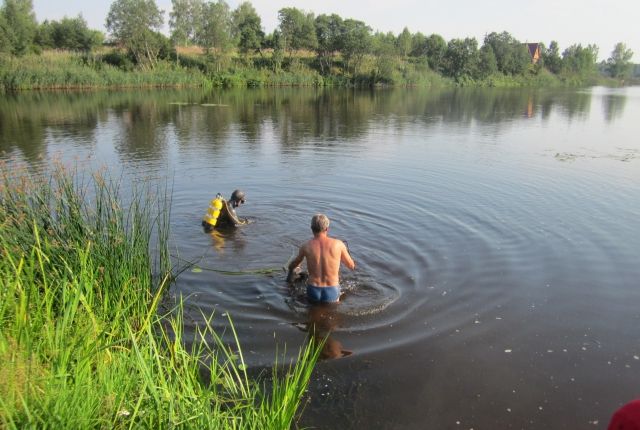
[477,44,498,78]
[232,1,264,54]
[169,0,203,46]
[370,31,398,83]
[410,31,427,58]
[197,0,233,53]
[278,7,317,54]
[338,19,371,75]
[542,41,562,74]
[396,27,411,58]
[0,11,12,53]
[606,42,634,79]
[106,0,165,68]
[1,0,37,55]
[483,31,530,75]
[371,31,396,57]
[35,15,103,52]
[562,43,598,76]
[425,34,446,72]
[314,13,343,72]
[443,37,479,81]
[265,30,284,71]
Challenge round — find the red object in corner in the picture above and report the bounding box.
[609,400,640,430]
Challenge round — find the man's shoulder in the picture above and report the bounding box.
[329,237,345,247]
[302,237,324,251]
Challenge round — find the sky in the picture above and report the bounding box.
[31,0,640,62]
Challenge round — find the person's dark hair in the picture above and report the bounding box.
[230,189,246,203]
[311,214,330,234]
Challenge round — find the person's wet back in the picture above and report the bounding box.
[287,214,355,304]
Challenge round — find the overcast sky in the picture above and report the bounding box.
[32,0,639,61]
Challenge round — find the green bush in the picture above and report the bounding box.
[101,50,135,71]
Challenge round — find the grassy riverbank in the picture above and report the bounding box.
[0,163,320,429]
[0,48,602,92]
[0,51,211,90]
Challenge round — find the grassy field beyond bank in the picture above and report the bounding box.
[0,163,320,429]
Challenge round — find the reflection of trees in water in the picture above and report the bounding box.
[0,91,103,162]
[272,89,380,148]
[211,89,268,143]
[531,90,592,122]
[412,89,591,125]
[425,89,531,125]
[0,87,600,166]
[539,95,555,121]
[110,92,198,162]
[559,91,592,121]
[602,95,627,123]
[114,103,169,161]
[0,113,47,162]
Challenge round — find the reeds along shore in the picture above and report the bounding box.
[3,49,606,92]
[0,163,320,429]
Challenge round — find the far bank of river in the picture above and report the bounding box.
[0,50,627,92]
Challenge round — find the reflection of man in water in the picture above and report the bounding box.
[287,214,356,303]
[308,305,352,359]
[202,189,248,232]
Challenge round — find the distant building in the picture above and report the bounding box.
[526,43,541,64]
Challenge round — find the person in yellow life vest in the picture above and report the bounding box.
[202,189,248,231]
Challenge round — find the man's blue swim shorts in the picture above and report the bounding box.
[306,285,340,303]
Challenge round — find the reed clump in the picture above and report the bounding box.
[0,52,211,91]
[0,163,320,429]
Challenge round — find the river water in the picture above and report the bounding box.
[1,87,639,429]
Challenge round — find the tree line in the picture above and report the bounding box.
[0,0,636,84]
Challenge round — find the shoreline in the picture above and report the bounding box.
[2,50,631,93]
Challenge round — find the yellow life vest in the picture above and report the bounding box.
[203,194,224,227]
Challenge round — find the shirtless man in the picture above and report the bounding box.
[287,214,356,304]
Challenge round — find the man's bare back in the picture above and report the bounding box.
[287,214,355,303]
[299,235,355,286]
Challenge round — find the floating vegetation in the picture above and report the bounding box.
[177,255,281,276]
[554,152,582,162]
[552,148,639,162]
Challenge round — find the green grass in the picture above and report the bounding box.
[0,51,212,91]
[0,163,321,429]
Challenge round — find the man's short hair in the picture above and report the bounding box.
[311,214,330,234]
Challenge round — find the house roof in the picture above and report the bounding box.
[527,43,540,57]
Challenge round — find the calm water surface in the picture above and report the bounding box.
[2,87,639,429]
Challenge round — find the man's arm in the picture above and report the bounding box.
[286,247,305,283]
[340,242,356,270]
[221,200,246,226]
